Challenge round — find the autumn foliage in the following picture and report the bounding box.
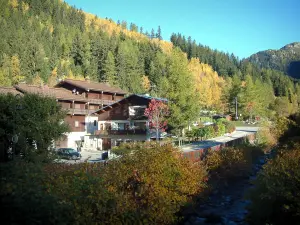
[1,143,207,225]
[247,145,300,225]
[144,98,169,140]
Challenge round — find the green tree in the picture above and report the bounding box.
[0,93,69,161]
[160,48,200,134]
[0,69,11,86]
[102,51,117,85]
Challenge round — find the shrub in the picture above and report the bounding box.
[204,146,263,187]
[102,143,207,224]
[247,146,300,225]
[1,143,208,225]
[0,160,73,225]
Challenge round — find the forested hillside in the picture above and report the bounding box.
[0,0,299,123]
[246,42,300,79]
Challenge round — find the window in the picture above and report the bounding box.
[118,123,125,130]
[94,120,97,126]
[75,121,79,127]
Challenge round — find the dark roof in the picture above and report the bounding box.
[58,79,127,94]
[135,94,168,102]
[0,87,22,95]
[93,94,168,114]
[15,84,88,102]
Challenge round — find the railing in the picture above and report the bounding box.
[67,108,95,115]
[95,129,147,135]
[88,98,116,105]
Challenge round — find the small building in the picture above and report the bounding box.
[84,94,168,151]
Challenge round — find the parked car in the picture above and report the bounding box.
[57,148,81,160]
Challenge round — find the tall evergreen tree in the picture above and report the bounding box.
[102,51,117,85]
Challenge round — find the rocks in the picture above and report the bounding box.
[186,152,271,225]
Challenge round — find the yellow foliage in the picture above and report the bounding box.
[9,0,18,8]
[21,2,29,12]
[84,13,147,41]
[141,75,151,91]
[66,70,74,79]
[31,75,43,86]
[47,68,58,87]
[10,55,24,84]
[188,58,225,109]
[103,143,207,224]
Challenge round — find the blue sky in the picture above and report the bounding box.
[65,0,300,59]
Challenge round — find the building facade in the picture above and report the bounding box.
[84,94,168,151]
[12,79,126,149]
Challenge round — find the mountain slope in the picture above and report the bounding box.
[246,42,300,79]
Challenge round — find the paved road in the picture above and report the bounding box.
[181,126,259,153]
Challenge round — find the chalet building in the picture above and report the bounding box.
[83,94,168,151]
[13,79,126,149]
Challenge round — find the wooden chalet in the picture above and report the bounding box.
[14,80,127,149]
[84,94,168,150]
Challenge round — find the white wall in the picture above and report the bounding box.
[66,132,86,149]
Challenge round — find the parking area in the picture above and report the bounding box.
[55,150,106,164]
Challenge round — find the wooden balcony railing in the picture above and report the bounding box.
[88,98,116,105]
[95,129,147,135]
[67,108,95,115]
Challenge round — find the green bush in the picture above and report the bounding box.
[0,160,73,225]
[247,146,300,225]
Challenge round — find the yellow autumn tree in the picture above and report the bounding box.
[48,67,58,87]
[141,75,151,92]
[31,75,44,86]
[188,58,225,109]
[10,55,24,85]
[9,0,18,8]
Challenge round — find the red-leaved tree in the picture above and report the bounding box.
[144,99,169,141]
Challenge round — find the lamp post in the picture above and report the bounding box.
[234,97,238,120]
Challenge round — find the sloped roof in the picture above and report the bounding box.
[0,87,22,95]
[58,79,127,94]
[15,84,88,102]
[94,94,168,114]
[135,94,168,102]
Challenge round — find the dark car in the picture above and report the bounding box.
[57,148,81,160]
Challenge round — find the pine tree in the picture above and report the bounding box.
[150,28,155,39]
[103,51,117,85]
[156,26,162,40]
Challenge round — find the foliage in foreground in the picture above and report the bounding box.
[247,145,300,225]
[1,143,207,225]
[0,93,69,161]
[204,145,264,187]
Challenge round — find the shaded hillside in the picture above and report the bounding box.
[246,42,300,79]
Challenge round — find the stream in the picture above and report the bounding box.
[182,151,274,225]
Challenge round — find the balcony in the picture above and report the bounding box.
[88,98,116,105]
[67,108,95,115]
[95,129,147,136]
